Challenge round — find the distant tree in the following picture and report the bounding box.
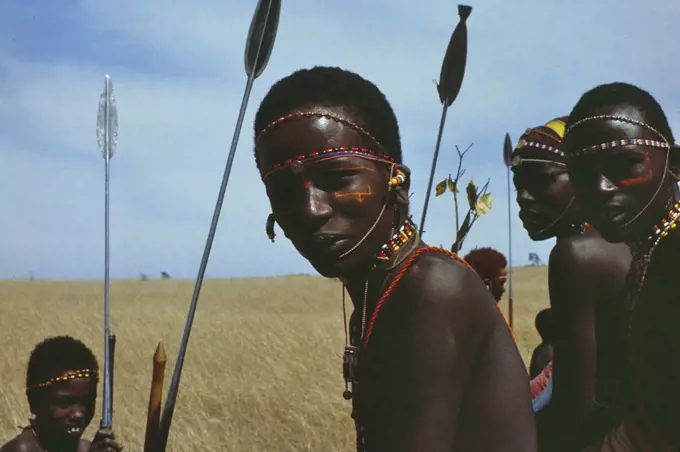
[140,273,149,281]
[161,271,171,280]
[29,272,35,281]
[528,253,544,266]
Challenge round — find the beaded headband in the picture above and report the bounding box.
[256,111,383,148]
[512,118,568,167]
[28,368,98,390]
[564,115,671,158]
[260,145,395,180]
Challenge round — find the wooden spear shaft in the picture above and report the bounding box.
[144,342,167,452]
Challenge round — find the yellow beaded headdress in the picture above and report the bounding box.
[511,116,568,167]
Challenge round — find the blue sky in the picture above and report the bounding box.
[1,0,678,280]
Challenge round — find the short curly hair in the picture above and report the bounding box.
[253,66,403,167]
[26,336,98,390]
[463,247,507,281]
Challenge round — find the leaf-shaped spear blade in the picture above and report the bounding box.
[437,5,471,106]
[156,1,281,450]
[503,132,513,167]
[244,0,281,78]
[419,5,472,236]
[503,132,514,327]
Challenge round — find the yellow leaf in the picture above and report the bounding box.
[475,193,493,216]
[447,177,458,193]
[435,179,447,196]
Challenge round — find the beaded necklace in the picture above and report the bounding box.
[622,199,680,449]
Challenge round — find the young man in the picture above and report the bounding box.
[463,247,508,302]
[255,66,536,451]
[511,117,631,451]
[0,336,123,452]
[563,82,680,451]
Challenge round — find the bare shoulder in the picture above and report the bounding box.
[550,232,630,286]
[0,432,35,452]
[405,249,498,339]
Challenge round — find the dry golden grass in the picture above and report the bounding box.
[0,267,548,451]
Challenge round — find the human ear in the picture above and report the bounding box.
[668,145,680,181]
[390,163,411,207]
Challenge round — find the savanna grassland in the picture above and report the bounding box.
[0,267,548,451]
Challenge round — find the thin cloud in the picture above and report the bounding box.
[0,0,677,278]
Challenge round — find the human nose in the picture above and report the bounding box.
[516,187,533,207]
[68,403,86,421]
[595,173,618,197]
[301,184,332,223]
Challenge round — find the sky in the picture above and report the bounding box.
[1,0,679,280]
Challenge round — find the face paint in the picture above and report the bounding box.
[334,185,373,203]
[620,169,653,187]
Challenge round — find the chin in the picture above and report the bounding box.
[526,227,555,242]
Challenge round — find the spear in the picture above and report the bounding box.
[156,1,281,449]
[95,74,118,428]
[419,4,472,236]
[503,133,514,328]
[143,342,167,452]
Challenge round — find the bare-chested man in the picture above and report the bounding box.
[0,336,122,452]
[254,66,536,451]
[463,247,508,303]
[563,82,680,451]
[511,117,631,451]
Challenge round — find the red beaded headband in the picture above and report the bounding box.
[565,115,671,157]
[261,145,395,180]
[28,368,99,390]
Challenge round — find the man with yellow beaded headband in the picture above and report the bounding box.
[512,116,631,452]
[563,82,680,451]
[254,65,536,452]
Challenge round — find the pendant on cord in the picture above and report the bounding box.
[343,345,361,400]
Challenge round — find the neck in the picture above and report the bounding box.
[31,421,79,451]
[341,217,422,309]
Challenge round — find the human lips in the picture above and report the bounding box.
[596,204,627,224]
[307,234,351,256]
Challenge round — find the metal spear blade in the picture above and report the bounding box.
[96,75,119,159]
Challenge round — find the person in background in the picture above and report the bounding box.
[0,336,123,452]
[463,247,508,302]
[512,115,631,451]
[530,308,554,379]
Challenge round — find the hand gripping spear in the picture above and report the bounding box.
[419,5,472,236]
[503,133,514,328]
[156,1,281,449]
[95,74,119,428]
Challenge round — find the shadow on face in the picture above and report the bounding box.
[564,105,677,243]
[512,158,575,241]
[29,377,96,443]
[256,106,408,278]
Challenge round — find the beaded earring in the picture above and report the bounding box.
[266,214,276,242]
[388,169,406,188]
